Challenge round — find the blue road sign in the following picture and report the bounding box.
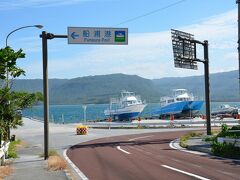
[68,27,128,45]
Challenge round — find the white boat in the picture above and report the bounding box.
[104,90,146,120]
[153,89,203,118]
[211,104,239,118]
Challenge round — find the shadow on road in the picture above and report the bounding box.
[69,138,173,150]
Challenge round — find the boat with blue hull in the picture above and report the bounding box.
[104,90,146,120]
[153,89,203,118]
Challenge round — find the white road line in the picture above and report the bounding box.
[63,149,89,180]
[116,146,131,154]
[161,165,210,180]
[128,135,153,141]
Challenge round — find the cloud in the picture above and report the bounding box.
[20,8,238,79]
[0,0,97,10]
[59,8,237,79]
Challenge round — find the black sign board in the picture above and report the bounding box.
[171,29,197,70]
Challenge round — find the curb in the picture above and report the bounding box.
[169,138,208,156]
[169,138,240,162]
[63,149,89,180]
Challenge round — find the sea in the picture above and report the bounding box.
[22,102,240,124]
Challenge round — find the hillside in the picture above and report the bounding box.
[11,70,239,104]
[153,70,239,101]
[49,74,160,104]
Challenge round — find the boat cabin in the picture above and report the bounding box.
[160,89,194,107]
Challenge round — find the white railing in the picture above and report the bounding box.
[0,141,10,165]
[217,137,240,147]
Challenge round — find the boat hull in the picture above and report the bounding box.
[153,100,203,118]
[104,104,146,120]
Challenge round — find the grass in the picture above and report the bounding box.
[40,149,67,171]
[180,131,203,148]
[39,149,58,158]
[0,165,13,180]
[47,155,67,171]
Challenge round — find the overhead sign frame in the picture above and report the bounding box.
[170,29,211,136]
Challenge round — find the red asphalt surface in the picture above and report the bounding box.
[67,131,240,180]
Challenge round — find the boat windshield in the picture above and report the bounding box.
[173,89,187,96]
[176,97,190,101]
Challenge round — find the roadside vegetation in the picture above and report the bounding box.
[8,139,22,158]
[0,46,42,149]
[180,125,240,159]
[40,149,67,171]
[0,165,13,180]
[179,132,203,148]
[209,124,240,159]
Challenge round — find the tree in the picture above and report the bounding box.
[0,46,42,145]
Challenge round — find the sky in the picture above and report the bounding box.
[0,0,238,79]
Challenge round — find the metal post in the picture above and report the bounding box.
[62,114,64,124]
[41,31,49,160]
[0,131,1,148]
[237,0,240,98]
[82,105,87,123]
[204,40,211,135]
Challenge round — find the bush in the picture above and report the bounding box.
[204,136,216,142]
[217,125,240,138]
[211,141,240,159]
[210,124,240,159]
[8,139,21,158]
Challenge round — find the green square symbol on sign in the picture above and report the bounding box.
[115,31,125,42]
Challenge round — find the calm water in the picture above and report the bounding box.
[22,102,240,124]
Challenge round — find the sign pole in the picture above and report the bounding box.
[203,40,211,135]
[41,31,49,160]
[237,0,240,98]
[171,29,211,135]
[40,27,127,160]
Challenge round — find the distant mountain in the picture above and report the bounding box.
[11,70,239,104]
[49,74,160,104]
[153,70,239,102]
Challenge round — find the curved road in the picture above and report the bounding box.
[67,131,240,180]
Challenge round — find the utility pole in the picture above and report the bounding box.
[237,0,240,98]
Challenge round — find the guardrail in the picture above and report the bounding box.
[84,118,240,128]
[0,141,10,165]
[217,137,240,147]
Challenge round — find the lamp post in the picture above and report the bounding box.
[5,25,43,85]
[6,25,43,47]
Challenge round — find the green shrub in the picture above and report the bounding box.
[231,125,240,130]
[211,141,240,159]
[210,124,240,159]
[8,139,21,158]
[203,136,216,142]
[217,125,240,138]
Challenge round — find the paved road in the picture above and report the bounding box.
[67,131,240,180]
[12,118,205,179]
